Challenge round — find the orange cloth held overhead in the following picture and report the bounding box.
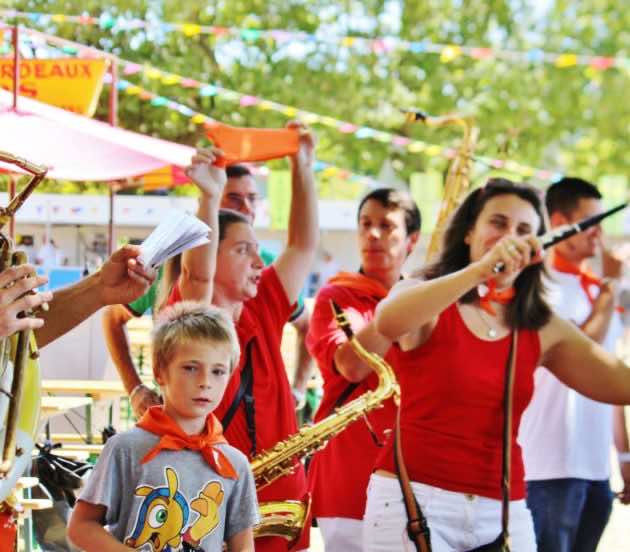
[478,279,516,316]
[137,406,238,479]
[327,271,390,300]
[206,122,299,167]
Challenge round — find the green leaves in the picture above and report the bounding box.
[12,0,629,194]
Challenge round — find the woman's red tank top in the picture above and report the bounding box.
[375,302,540,500]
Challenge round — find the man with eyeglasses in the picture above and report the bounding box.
[102,163,314,418]
[222,164,314,412]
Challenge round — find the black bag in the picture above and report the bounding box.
[31,442,93,552]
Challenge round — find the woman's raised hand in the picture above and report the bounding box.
[185,147,227,199]
[473,235,543,282]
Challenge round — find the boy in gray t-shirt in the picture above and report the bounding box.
[69,303,259,551]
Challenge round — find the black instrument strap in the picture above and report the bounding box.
[328,382,359,416]
[394,405,431,552]
[220,340,257,455]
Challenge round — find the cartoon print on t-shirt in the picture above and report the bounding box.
[182,481,225,548]
[125,467,189,552]
[125,466,226,551]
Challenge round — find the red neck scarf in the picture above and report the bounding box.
[137,406,237,479]
[328,271,390,299]
[478,279,516,316]
[551,250,602,304]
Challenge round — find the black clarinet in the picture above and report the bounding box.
[493,202,628,273]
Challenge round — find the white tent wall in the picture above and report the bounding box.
[11,193,429,272]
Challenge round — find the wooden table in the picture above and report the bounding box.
[40,396,93,420]
[41,379,127,443]
[41,379,126,401]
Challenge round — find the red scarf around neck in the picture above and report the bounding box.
[551,250,602,304]
[327,271,390,299]
[137,406,237,479]
[478,279,516,316]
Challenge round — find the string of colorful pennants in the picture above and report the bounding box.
[2,9,627,74]
[4,24,563,183]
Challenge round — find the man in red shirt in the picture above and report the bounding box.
[103,163,313,419]
[306,188,420,551]
[172,123,318,551]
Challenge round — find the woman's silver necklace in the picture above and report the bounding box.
[475,306,498,339]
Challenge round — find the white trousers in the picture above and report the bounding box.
[317,517,364,552]
[362,474,537,552]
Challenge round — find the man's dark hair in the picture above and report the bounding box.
[218,209,250,241]
[545,177,601,217]
[226,164,252,179]
[357,188,421,236]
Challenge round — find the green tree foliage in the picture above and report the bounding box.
[6,0,629,194]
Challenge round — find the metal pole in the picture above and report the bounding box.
[11,24,19,111]
[107,60,118,254]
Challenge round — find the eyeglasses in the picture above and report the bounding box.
[224,193,260,211]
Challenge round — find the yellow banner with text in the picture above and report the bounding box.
[0,58,108,116]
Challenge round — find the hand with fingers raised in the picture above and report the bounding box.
[287,120,316,168]
[0,264,52,338]
[185,147,228,200]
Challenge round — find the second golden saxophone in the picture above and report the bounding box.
[404,109,479,261]
[251,300,400,542]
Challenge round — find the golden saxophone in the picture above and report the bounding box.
[0,151,47,505]
[252,301,400,543]
[404,109,479,261]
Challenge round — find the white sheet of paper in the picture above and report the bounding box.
[139,210,211,268]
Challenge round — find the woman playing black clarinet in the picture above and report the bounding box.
[365,178,630,551]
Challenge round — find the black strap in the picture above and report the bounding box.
[328,382,359,416]
[394,407,431,552]
[466,330,517,552]
[220,341,257,455]
[499,331,518,547]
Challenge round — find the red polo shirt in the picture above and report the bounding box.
[306,279,397,520]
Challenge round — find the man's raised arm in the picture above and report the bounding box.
[273,121,319,304]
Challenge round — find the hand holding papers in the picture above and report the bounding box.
[139,210,211,269]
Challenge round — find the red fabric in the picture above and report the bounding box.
[327,271,389,299]
[169,267,308,551]
[551,251,624,313]
[206,122,299,167]
[0,510,17,550]
[478,279,515,316]
[306,277,397,519]
[137,407,237,479]
[551,250,602,304]
[375,302,541,500]
[167,280,182,305]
